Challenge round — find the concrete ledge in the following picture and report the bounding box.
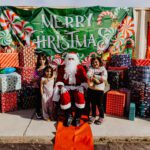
[0,136,150,150]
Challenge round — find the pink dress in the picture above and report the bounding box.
[41,77,54,119]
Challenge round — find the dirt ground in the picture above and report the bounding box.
[0,137,150,150]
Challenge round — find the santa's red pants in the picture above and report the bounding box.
[60,87,85,110]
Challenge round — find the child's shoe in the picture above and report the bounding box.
[94,117,104,125]
[88,116,96,124]
[36,112,42,119]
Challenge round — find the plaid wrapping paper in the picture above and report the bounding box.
[132,59,150,66]
[19,46,35,67]
[127,67,139,81]
[17,86,36,109]
[0,72,21,93]
[17,67,35,86]
[0,92,17,113]
[128,66,150,83]
[0,53,19,68]
[129,80,145,102]
[145,83,150,101]
[110,54,131,67]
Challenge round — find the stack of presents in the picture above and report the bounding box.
[0,46,36,113]
[106,54,150,120]
[0,47,150,121]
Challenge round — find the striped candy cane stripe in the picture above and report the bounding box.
[0,53,19,68]
[97,11,116,25]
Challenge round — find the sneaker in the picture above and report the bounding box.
[94,117,104,125]
[36,112,42,119]
[88,116,96,124]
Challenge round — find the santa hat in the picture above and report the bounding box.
[65,52,80,63]
[66,52,78,58]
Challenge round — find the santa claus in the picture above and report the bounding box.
[53,52,87,127]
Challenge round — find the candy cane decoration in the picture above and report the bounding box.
[14,20,33,45]
[97,11,116,25]
[52,58,64,66]
[118,16,134,38]
[0,10,21,33]
[81,56,91,67]
[124,38,135,48]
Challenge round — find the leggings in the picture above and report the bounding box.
[87,88,104,118]
[35,88,42,114]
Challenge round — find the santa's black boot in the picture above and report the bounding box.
[64,109,73,127]
[74,108,82,127]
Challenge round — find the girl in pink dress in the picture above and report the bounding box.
[40,66,55,120]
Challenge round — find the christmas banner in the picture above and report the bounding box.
[0,6,134,63]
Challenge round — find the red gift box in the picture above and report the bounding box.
[132,59,150,66]
[0,92,17,113]
[19,46,35,67]
[17,67,35,85]
[0,53,19,68]
[106,90,126,117]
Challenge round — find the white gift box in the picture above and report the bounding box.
[0,72,21,93]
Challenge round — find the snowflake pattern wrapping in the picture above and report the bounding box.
[0,72,21,93]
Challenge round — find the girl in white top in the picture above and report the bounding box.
[40,66,55,120]
[87,57,108,125]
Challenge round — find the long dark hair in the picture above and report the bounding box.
[36,53,48,69]
[91,56,103,67]
[43,66,53,78]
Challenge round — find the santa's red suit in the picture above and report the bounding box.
[53,54,87,110]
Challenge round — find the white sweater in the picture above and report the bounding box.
[87,66,108,91]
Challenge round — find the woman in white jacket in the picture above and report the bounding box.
[87,56,108,125]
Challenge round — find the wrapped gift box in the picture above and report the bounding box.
[119,88,131,115]
[108,70,126,89]
[110,54,131,67]
[0,53,19,68]
[18,86,36,109]
[129,103,135,121]
[0,92,17,113]
[108,66,128,84]
[128,66,150,83]
[0,72,21,93]
[19,46,35,67]
[145,83,150,101]
[129,80,145,102]
[136,101,150,118]
[17,67,35,86]
[106,90,126,117]
[132,59,150,66]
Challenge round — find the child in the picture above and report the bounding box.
[33,53,48,119]
[87,57,107,125]
[40,66,55,120]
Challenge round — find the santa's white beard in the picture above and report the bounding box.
[64,60,78,84]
